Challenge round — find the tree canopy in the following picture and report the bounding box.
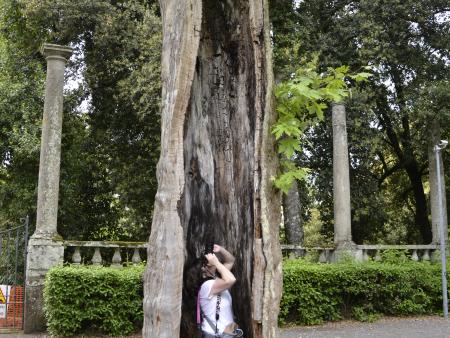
[0,0,449,245]
[0,0,161,241]
[270,0,450,244]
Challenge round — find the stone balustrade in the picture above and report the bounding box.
[63,242,440,266]
[281,245,335,263]
[281,244,440,263]
[355,244,439,262]
[63,241,147,267]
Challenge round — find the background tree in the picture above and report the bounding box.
[0,0,162,241]
[0,0,46,230]
[270,0,450,244]
[269,0,304,246]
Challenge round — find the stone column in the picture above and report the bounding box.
[24,43,72,333]
[331,103,357,261]
[332,103,352,244]
[429,119,448,244]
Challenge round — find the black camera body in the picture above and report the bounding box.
[201,242,214,266]
[204,241,214,255]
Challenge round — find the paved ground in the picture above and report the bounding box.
[1,316,450,337]
[280,316,450,338]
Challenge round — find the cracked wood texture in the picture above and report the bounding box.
[144,1,282,338]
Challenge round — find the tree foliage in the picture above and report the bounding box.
[1,0,448,247]
[0,0,46,230]
[271,0,450,244]
[273,57,371,193]
[0,0,162,240]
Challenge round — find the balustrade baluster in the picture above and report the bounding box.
[411,249,419,262]
[306,249,312,261]
[374,250,381,261]
[411,249,419,261]
[92,247,102,266]
[422,249,430,261]
[319,249,327,263]
[132,248,141,264]
[111,248,122,268]
[362,249,369,262]
[72,247,82,265]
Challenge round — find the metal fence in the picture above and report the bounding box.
[0,216,29,330]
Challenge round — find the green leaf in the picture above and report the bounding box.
[278,137,301,158]
[349,72,373,82]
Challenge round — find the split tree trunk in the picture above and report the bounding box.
[143,1,282,338]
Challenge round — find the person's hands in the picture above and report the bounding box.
[205,253,220,266]
[213,244,222,253]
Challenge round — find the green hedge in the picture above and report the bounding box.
[44,260,449,336]
[281,259,447,325]
[44,264,144,336]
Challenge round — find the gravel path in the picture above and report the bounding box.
[280,316,450,338]
[1,316,450,337]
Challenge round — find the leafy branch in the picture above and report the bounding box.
[272,57,371,193]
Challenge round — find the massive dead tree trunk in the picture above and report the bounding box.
[143,1,282,338]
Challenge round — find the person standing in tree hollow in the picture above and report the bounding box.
[198,244,242,337]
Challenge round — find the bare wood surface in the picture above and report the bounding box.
[145,1,281,337]
[259,1,283,336]
[143,1,202,338]
[252,239,265,323]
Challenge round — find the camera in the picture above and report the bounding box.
[205,241,214,254]
[201,242,214,265]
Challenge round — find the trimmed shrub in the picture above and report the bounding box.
[44,264,144,336]
[280,259,447,325]
[44,259,449,336]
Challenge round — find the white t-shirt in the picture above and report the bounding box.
[199,279,234,335]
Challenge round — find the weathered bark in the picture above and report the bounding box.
[428,119,448,244]
[404,160,431,242]
[144,1,281,338]
[143,2,202,337]
[282,180,303,245]
[377,108,431,243]
[376,68,431,243]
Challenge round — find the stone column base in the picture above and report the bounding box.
[24,235,63,333]
[331,241,362,263]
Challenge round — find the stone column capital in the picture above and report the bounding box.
[41,43,73,62]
